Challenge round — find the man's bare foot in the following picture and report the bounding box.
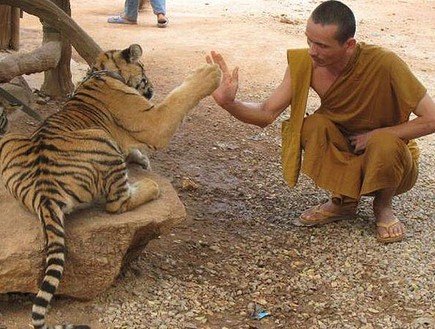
[373,188,406,243]
[374,203,406,243]
[297,199,357,226]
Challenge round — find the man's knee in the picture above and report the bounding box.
[363,132,416,194]
[302,113,332,134]
[301,113,335,145]
[365,132,414,174]
[301,113,351,152]
[366,132,408,157]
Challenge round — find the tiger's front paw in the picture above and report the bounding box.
[186,64,221,98]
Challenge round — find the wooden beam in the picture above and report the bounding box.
[0,41,61,83]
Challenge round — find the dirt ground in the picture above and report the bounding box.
[0,0,434,328]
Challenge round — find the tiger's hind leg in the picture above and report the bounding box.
[58,128,160,214]
[126,148,151,170]
[104,169,160,214]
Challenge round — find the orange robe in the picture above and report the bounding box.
[281,43,427,199]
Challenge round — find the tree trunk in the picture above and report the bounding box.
[9,7,20,50]
[0,5,20,50]
[40,0,74,97]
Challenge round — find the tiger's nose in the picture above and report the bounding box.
[144,87,154,100]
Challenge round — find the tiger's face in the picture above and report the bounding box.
[93,44,154,99]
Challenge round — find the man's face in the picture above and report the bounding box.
[305,18,351,67]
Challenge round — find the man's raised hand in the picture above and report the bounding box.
[206,51,239,108]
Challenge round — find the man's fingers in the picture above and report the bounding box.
[211,51,230,74]
[206,55,212,64]
[232,67,239,80]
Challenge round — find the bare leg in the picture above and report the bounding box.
[373,187,406,242]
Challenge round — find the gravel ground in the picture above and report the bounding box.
[90,108,434,329]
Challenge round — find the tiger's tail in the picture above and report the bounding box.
[32,199,90,329]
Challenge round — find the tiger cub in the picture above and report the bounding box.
[0,44,221,329]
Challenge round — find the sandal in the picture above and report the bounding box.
[157,15,168,28]
[297,202,357,226]
[376,218,406,243]
[108,15,137,25]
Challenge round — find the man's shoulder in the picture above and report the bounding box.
[359,42,399,61]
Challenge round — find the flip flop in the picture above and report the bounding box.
[157,17,168,28]
[108,15,137,25]
[376,218,406,243]
[298,204,356,226]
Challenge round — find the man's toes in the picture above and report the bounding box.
[392,223,405,237]
[377,227,389,239]
[376,217,405,243]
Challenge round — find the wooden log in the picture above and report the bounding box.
[0,5,12,49]
[10,7,20,50]
[0,41,61,83]
[41,0,74,96]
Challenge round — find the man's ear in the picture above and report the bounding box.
[345,38,357,50]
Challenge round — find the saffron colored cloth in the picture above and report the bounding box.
[281,43,427,198]
[281,48,312,187]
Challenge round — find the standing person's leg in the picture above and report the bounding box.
[124,0,140,21]
[108,0,139,24]
[150,0,168,27]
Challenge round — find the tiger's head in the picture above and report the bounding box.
[93,44,154,99]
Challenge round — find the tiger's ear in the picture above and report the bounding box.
[121,44,143,63]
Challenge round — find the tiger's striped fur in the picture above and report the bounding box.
[0,44,221,329]
[0,105,8,135]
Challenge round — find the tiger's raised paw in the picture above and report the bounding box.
[185,63,221,98]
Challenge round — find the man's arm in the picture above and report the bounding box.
[350,93,435,152]
[206,51,292,128]
[397,93,435,139]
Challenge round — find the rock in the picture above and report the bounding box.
[0,76,34,108]
[0,170,186,299]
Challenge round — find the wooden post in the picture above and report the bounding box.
[0,5,20,50]
[10,7,20,50]
[40,0,74,97]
